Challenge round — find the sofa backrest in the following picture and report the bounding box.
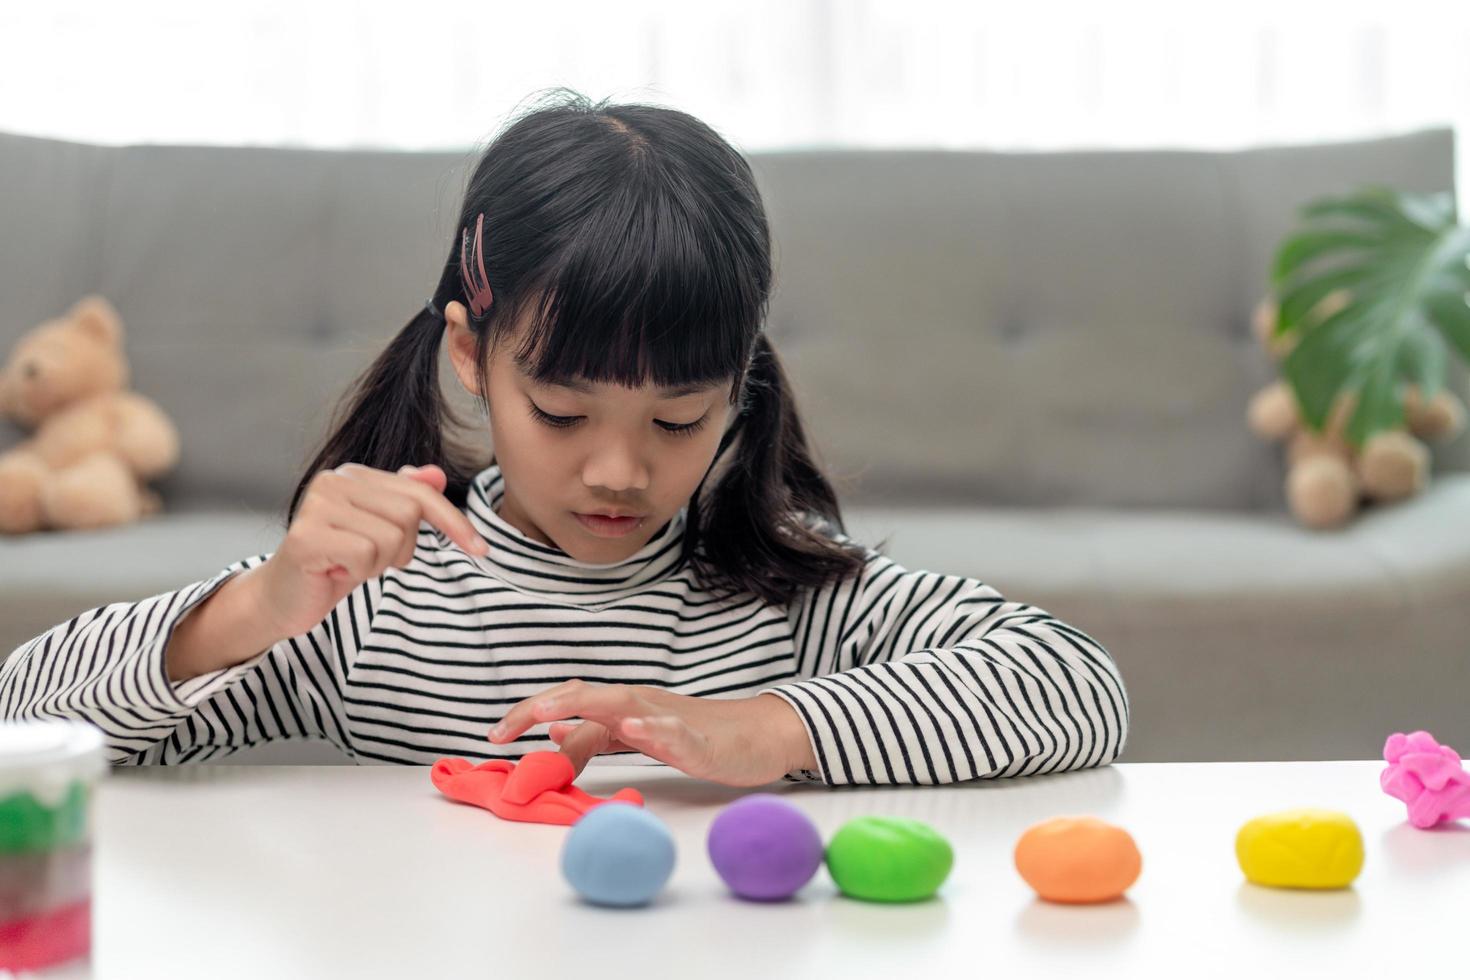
[754,130,1467,509]
[0,127,1463,515]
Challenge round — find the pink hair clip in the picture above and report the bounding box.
[459,212,494,318]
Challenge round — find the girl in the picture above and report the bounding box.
[0,89,1128,786]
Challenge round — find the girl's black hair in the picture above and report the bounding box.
[287,88,869,606]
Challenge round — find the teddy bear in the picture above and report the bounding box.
[0,295,180,534]
[1246,292,1466,529]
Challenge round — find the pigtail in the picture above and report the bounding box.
[284,296,486,526]
[686,331,871,606]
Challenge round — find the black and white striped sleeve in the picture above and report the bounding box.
[0,554,381,765]
[759,534,1130,787]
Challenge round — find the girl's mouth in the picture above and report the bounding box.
[573,513,646,537]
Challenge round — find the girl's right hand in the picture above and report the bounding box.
[256,462,490,640]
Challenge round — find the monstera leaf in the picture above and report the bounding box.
[1271,186,1470,447]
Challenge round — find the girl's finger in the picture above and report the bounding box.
[489,679,583,742]
[557,720,614,776]
[296,528,379,581]
[336,476,420,535]
[399,464,443,493]
[493,681,645,744]
[331,462,486,557]
[336,481,423,567]
[612,715,699,771]
[324,507,409,577]
[549,722,634,754]
[310,499,399,575]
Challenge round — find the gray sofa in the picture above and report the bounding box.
[3,126,1467,766]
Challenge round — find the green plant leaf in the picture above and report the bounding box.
[1271,229,1384,288]
[1398,190,1457,231]
[1268,188,1470,447]
[1395,319,1446,403]
[1275,263,1372,337]
[1424,288,1470,361]
[1299,188,1423,234]
[1280,300,1377,429]
[1346,359,1403,446]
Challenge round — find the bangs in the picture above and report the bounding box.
[501,179,763,401]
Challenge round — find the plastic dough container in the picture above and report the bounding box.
[0,719,107,974]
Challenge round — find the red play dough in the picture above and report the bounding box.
[0,898,90,972]
[501,751,575,805]
[430,751,644,826]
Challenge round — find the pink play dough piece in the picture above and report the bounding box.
[1380,730,1470,829]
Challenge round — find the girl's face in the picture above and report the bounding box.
[444,300,735,562]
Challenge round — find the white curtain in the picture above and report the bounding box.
[1,0,1466,190]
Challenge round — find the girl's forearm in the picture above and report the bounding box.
[165,564,285,683]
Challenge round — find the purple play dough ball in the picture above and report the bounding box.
[706,794,824,901]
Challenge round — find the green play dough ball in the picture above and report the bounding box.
[825,815,954,902]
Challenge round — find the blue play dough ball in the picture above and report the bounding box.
[561,802,677,908]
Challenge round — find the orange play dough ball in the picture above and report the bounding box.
[1013,816,1142,904]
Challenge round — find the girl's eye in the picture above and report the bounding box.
[527,403,580,429]
[527,402,710,438]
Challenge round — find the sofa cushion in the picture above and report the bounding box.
[840,472,1470,763]
[1,503,287,656]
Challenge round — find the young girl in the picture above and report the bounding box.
[0,90,1128,786]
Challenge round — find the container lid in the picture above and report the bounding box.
[0,719,108,804]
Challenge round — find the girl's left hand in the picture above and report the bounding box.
[487,680,816,787]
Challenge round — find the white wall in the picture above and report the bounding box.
[1,0,1465,192]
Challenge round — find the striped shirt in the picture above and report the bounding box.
[1,463,1129,784]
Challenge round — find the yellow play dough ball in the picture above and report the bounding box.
[1235,808,1364,889]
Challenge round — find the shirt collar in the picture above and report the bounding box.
[461,462,689,598]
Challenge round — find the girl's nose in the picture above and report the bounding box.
[582,449,651,495]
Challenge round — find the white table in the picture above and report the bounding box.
[54,760,1467,979]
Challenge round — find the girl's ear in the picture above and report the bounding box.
[442,301,482,397]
